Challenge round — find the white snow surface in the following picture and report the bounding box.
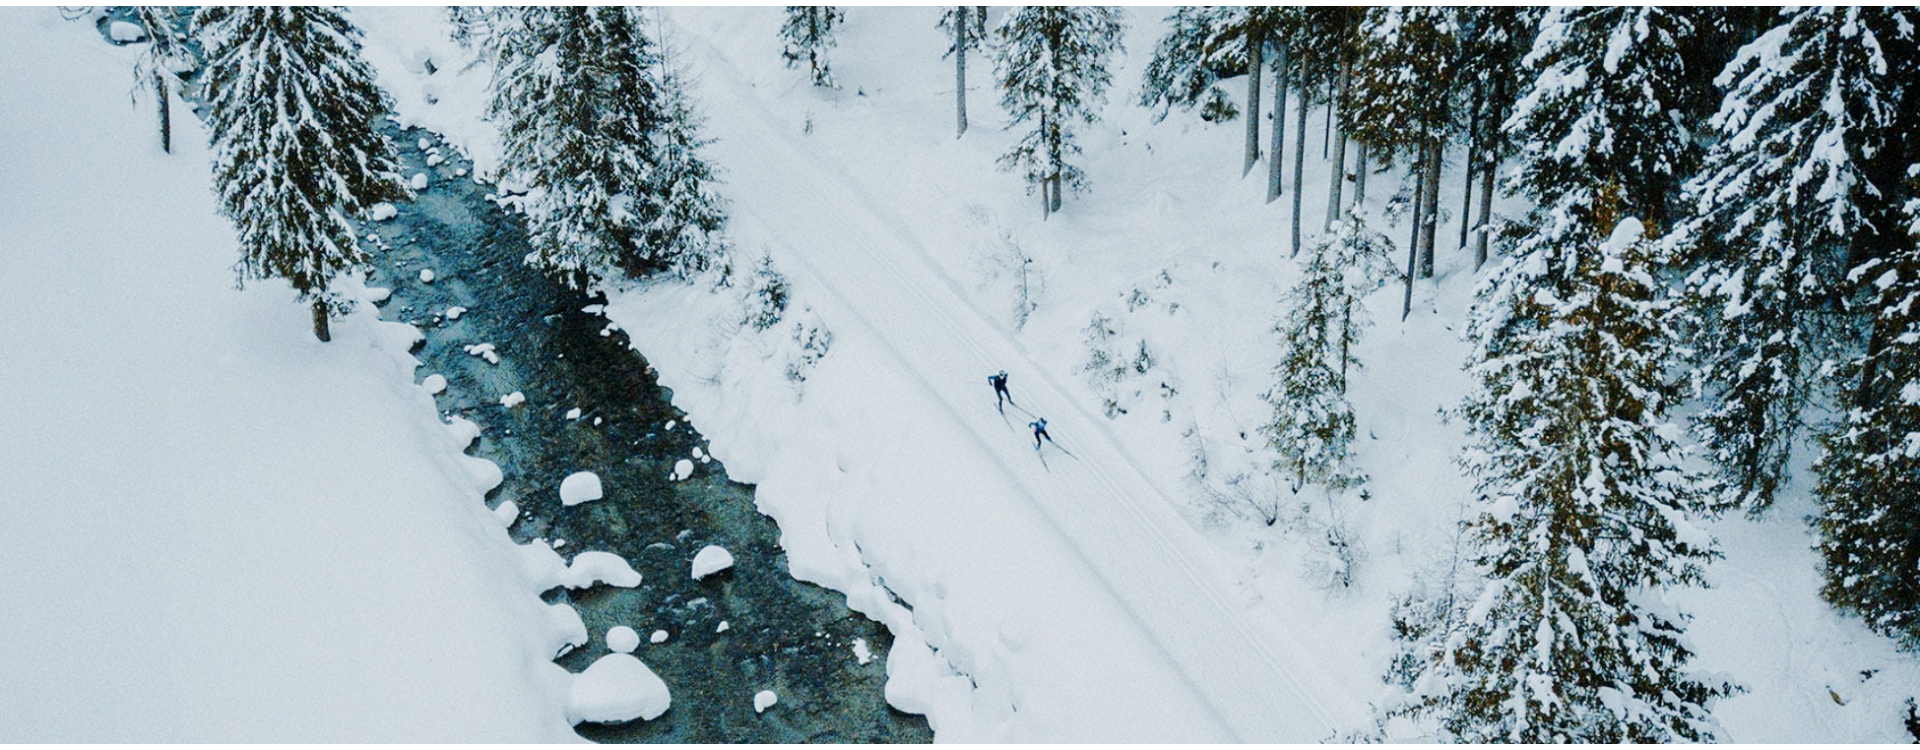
[671,458,694,482]
[753,689,779,714]
[422,373,447,395]
[690,545,734,580]
[0,11,581,742]
[341,6,1920,743]
[567,653,670,725]
[558,470,603,506]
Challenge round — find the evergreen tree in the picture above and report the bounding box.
[488,7,667,287]
[994,6,1125,218]
[939,6,988,138]
[1676,7,1912,512]
[781,6,844,88]
[1388,216,1734,742]
[1138,7,1281,175]
[1347,7,1461,287]
[1487,8,1698,347]
[196,6,409,342]
[643,26,729,279]
[1263,217,1393,492]
[1813,165,1920,646]
[1506,8,1697,235]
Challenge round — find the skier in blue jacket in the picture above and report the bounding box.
[1030,417,1052,450]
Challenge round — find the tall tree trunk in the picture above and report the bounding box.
[1290,62,1309,257]
[954,7,968,138]
[1354,141,1368,209]
[155,72,171,154]
[1402,147,1426,321]
[1475,80,1505,270]
[1324,54,1351,230]
[311,298,332,342]
[1474,143,1496,269]
[1050,175,1062,213]
[1243,26,1263,176]
[1458,84,1481,251]
[1322,75,1333,159]
[1419,140,1443,278]
[1266,44,1289,203]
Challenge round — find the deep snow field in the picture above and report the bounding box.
[4,5,1919,743]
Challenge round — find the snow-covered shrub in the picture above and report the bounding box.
[1194,469,1281,527]
[1295,495,1363,590]
[1081,312,1156,418]
[969,212,1044,331]
[784,305,832,384]
[741,254,789,332]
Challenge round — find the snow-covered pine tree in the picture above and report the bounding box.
[196,6,410,342]
[1138,7,1280,175]
[1263,217,1394,492]
[133,6,192,153]
[1676,7,1912,513]
[781,6,845,88]
[1505,8,1697,238]
[1813,165,1920,646]
[1486,8,1698,349]
[939,6,988,138]
[994,6,1125,218]
[1347,7,1462,289]
[1387,215,1734,742]
[488,6,668,288]
[641,21,728,279]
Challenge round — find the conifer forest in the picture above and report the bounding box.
[5,5,1920,743]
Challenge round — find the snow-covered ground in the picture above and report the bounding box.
[351,5,1920,743]
[0,11,600,742]
[7,6,1918,742]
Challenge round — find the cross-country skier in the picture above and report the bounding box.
[1030,417,1052,450]
[988,370,1012,413]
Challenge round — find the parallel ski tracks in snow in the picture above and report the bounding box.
[684,33,1353,741]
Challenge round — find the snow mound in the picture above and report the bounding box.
[851,637,872,665]
[445,305,467,320]
[107,20,144,43]
[422,373,447,395]
[500,391,525,409]
[492,499,519,528]
[753,689,778,714]
[369,202,398,221]
[411,172,429,190]
[362,286,391,304]
[464,342,499,364]
[607,626,640,654]
[566,407,582,419]
[564,551,641,590]
[650,629,669,644]
[690,545,734,580]
[559,471,603,506]
[569,653,671,725]
[671,459,694,482]
[419,268,436,283]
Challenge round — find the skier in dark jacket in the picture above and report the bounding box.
[1030,417,1052,450]
[988,370,1012,413]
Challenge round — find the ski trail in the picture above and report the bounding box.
[683,34,1358,741]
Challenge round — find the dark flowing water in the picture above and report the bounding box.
[361,125,930,743]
